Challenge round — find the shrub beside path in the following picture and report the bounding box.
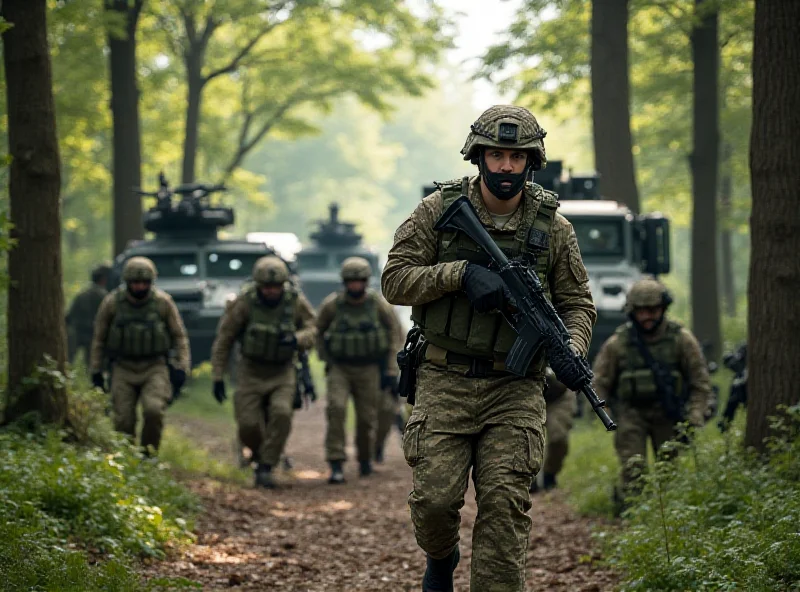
[149,403,618,591]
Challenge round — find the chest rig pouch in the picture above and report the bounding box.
[411,176,558,363]
[240,286,298,363]
[616,321,684,406]
[106,290,171,359]
[326,292,389,364]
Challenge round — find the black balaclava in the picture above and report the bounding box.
[127,282,151,301]
[257,285,283,308]
[478,148,535,201]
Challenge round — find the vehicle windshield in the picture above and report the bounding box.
[144,253,199,278]
[206,252,263,278]
[570,218,625,258]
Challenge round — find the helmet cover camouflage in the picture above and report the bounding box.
[253,256,289,285]
[122,257,157,282]
[625,278,671,313]
[341,257,372,281]
[461,105,548,170]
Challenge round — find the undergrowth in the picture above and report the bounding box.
[603,406,800,591]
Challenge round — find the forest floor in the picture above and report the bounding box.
[149,401,619,591]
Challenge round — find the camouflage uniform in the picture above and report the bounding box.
[317,258,401,474]
[90,258,190,451]
[382,106,596,591]
[375,306,407,461]
[532,369,577,491]
[592,278,712,497]
[210,257,316,475]
[66,265,111,365]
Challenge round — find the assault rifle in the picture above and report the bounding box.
[718,343,747,432]
[435,196,616,431]
[293,351,317,410]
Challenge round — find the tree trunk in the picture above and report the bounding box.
[107,0,144,257]
[2,0,68,424]
[590,0,640,213]
[182,64,204,184]
[689,0,721,361]
[719,142,736,317]
[745,0,800,451]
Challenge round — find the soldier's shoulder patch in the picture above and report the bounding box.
[393,216,416,243]
[542,189,560,206]
[567,238,589,284]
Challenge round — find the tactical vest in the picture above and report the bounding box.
[411,177,558,363]
[615,321,684,404]
[326,291,389,364]
[106,290,171,359]
[239,286,298,363]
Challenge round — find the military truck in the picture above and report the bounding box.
[113,175,276,366]
[294,203,381,308]
[422,162,671,362]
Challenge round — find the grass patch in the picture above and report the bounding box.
[159,425,250,485]
[602,407,800,591]
[560,417,619,516]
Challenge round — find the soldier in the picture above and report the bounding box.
[210,256,316,489]
[317,257,402,483]
[66,263,111,366]
[382,105,596,592]
[375,306,406,463]
[90,257,190,453]
[591,277,712,509]
[530,368,577,493]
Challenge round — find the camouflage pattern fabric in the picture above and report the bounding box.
[233,360,296,467]
[376,389,400,453]
[65,283,107,363]
[325,363,381,463]
[403,362,546,591]
[543,390,577,476]
[111,363,171,450]
[460,105,547,169]
[90,287,191,374]
[592,319,713,492]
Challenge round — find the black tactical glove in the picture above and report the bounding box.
[381,374,399,395]
[213,380,227,404]
[91,372,106,392]
[280,332,298,349]
[462,263,511,314]
[548,346,591,392]
[170,368,186,391]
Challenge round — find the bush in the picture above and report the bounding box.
[603,407,800,591]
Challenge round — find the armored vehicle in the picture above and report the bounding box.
[113,174,276,366]
[295,203,381,308]
[422,162,671,362]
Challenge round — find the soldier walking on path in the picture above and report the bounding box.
[316,257,402,484]
[66,263,111,366]
[90,257,190,453]
[591,277,712,512]
[210,256,317,489]
[382,105,596,592]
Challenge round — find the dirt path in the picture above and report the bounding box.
[152,405,618,591]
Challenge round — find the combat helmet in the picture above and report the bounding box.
[341,256,372,281]
[624,277,672,313]
[122,257,157,282]
[252,256,289,286]
[461,105,548,170]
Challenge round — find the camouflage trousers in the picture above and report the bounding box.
[376,389,399,454]
[543,391,577,476]
[403,362,546,592]
[111,361,171,450]
[233,359,296,468]
[614,402,680,493]
[325,363,380,463]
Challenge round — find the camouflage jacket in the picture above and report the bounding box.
[380,175,597,357]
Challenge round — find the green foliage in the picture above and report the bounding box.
[603,408,800,591]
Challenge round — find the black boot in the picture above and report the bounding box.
[375,445,385,464]
[328,460,345,484]
[359,460,373,477]
[254,464,276,489]
[422,547,460,592]
[543,472,557,490]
